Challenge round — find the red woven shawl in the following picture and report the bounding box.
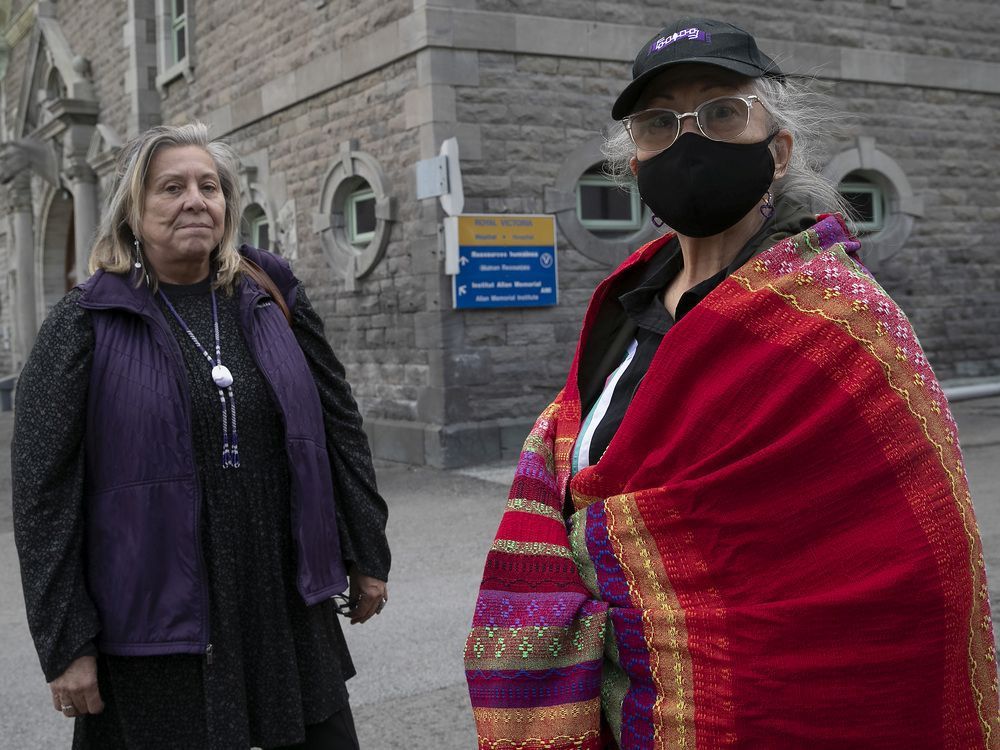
[465,216,998,749]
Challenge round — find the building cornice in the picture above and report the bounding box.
[203,5,1000,138]
[426,7,1000,96]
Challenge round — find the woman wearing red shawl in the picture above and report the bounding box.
[465,17,998,750]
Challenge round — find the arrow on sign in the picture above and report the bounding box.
[460,256,469,266]
[458,285,467,295]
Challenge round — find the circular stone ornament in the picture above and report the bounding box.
[316,140,396,291]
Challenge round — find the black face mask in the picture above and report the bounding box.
[636,132,777,238]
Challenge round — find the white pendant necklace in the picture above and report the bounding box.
[212,363,233,388]
[159,285,241,469]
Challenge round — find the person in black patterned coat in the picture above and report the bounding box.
[12,123,390,749]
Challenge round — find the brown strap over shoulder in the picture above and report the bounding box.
[241,256,292,326]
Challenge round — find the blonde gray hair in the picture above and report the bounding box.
[88,123,244,291]
[602,74,853,221]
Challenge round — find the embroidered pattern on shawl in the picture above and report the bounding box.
[465,216,999,749]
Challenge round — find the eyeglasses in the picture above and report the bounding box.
[623,95,762,152]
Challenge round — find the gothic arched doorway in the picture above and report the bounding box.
[40,188,75,312]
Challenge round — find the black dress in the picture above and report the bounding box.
[12,275,390,749]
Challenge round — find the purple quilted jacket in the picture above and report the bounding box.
[75,248,347,657]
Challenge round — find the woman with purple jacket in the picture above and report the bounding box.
[12,123,390,749]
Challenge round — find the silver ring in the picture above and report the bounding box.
[61,704,74,713]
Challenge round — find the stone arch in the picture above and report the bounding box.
[240,200,272,252]
[37,186,75,314]
[237,159,298,260]
[822,136,924,271]
[15,12,97,139]
[45,65,67,102]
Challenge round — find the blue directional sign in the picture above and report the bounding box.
[451,214,558,310]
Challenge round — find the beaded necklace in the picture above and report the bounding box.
[159,285,240,469]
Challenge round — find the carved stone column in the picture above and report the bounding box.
[66,157,98,283]
[9,174,37,360]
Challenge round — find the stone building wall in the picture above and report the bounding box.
[2,0,998,467]
[847,82,1000,378]
[453,51,628,422]
[463,0,1000,62]
[55,1,129,139]
[203,59,430,427]
[156,0,413,124]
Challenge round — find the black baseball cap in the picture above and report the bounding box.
[611,19,783,120]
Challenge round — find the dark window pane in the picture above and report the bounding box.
[842,190,875,223]
[174,0,185,17]
[354,197,376,235]
[257,222,270,251]
[580,184,633,222]
[175,29,186,61]
[579,185,602,220]
[603,188,633,222]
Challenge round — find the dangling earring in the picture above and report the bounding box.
[759,191,775,219]
[132,238,151,286]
